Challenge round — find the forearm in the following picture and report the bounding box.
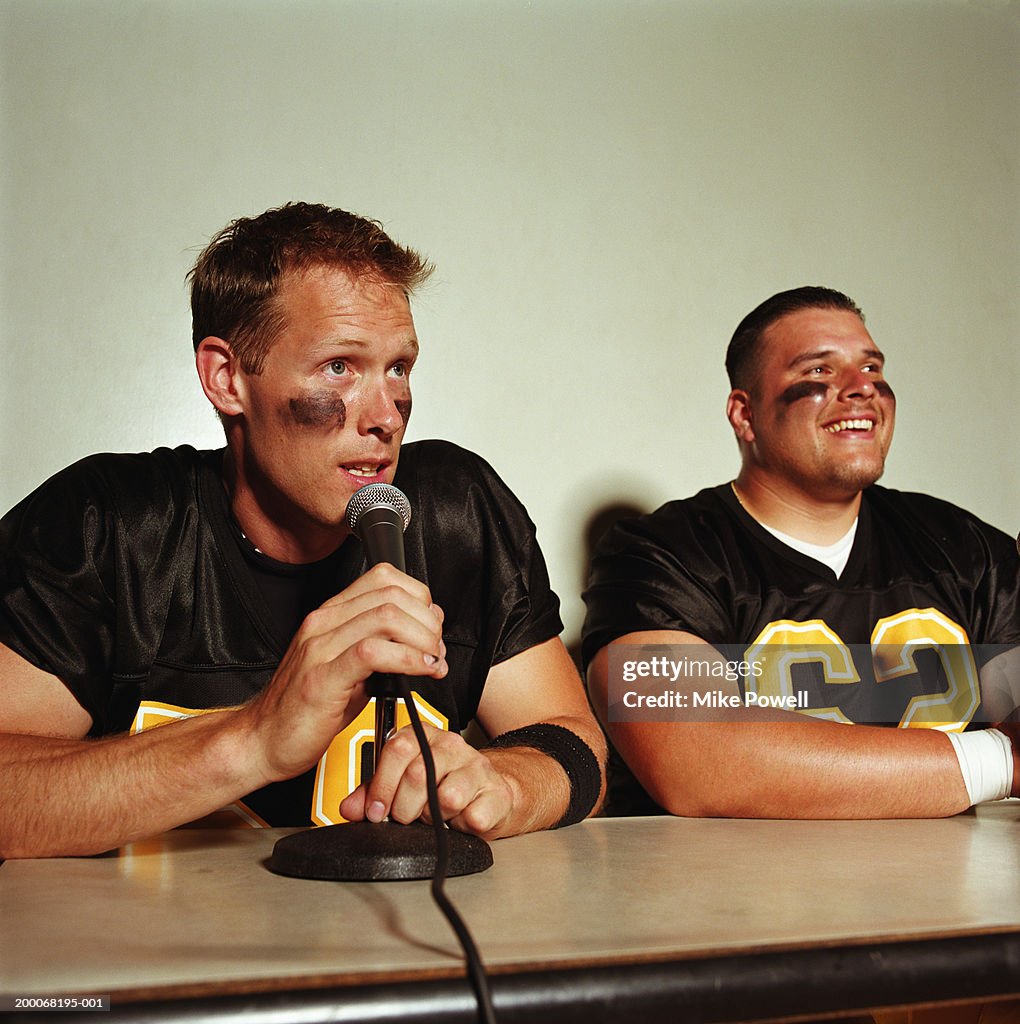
[619,718,971,820]
[592,634,979,820]
[0,710,267,858]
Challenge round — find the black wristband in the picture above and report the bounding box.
[487,723,601,828]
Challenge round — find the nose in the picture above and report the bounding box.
[837,367,876,401]
[358,378,405,438]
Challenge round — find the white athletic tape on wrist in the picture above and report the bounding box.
[946,728,1013,805]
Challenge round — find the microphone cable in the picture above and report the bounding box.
[397,677,497,1024]
[347,483,495,1021]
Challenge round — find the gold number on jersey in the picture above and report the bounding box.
[871,609,977,732]
[745,609,978,731]
[312,695,448,826]
[745,620,858,723]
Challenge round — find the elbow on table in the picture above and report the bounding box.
[646,783,754,819]
[633,760,767,819]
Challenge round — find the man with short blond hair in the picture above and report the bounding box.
[0,202,605,857]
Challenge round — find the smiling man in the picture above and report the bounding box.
[0,202,605,857]
[583,286,1020,819]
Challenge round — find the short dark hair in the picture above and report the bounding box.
[725,286,864,392]
[188,202,433,373]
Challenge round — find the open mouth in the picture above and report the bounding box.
[343,463,386,479]
[825,418,874,434]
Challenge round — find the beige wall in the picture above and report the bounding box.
[2,0,1018,647]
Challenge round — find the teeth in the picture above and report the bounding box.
[347,465,380,477]
[826,419,874,434]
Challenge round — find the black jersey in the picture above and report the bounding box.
[0,440,562,826]
[581,483,1020,814]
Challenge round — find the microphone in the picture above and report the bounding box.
[346,483,412,571]
[345,483,414,762]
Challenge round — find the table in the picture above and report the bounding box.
[3,804,1020,1023]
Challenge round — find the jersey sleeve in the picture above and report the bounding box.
[878,488,1020,649]
[961,512,1020,648]
[0,450,196,733]
[580,493,737,669]
[0,460,121,728]
[477,469,564,665]
[401,441,564,666]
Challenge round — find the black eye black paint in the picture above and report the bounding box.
[395,397,412,426]
[288,392,348,427]
[779,381,830,405]
[778,379,895,406]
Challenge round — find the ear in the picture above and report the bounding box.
[195,337,246,418]
[726,389,755,444]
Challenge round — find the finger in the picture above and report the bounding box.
[303,585,444,650]
[430,747,509,826]
[296,600,448,683]
[339,782,390,824]
[320,563,435,616]
[365,724,436,823]
[338,783,368,822]
[446,785,513,838]
[331,633,449,685]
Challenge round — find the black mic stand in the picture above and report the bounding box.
[268,673,493,881]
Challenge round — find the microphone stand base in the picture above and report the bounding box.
[267,821,494,881]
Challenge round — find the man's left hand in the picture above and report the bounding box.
[338,723,517,838]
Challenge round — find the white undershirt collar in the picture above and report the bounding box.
[759,518,859,577]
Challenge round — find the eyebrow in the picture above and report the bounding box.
[314,336,420,358]
[787,347,884,370]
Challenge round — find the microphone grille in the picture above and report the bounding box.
[345,483,412,533]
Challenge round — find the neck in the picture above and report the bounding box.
[221,446,348,564]
[731,471,862,546]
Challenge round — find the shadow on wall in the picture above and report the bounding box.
[565,500,647,673]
